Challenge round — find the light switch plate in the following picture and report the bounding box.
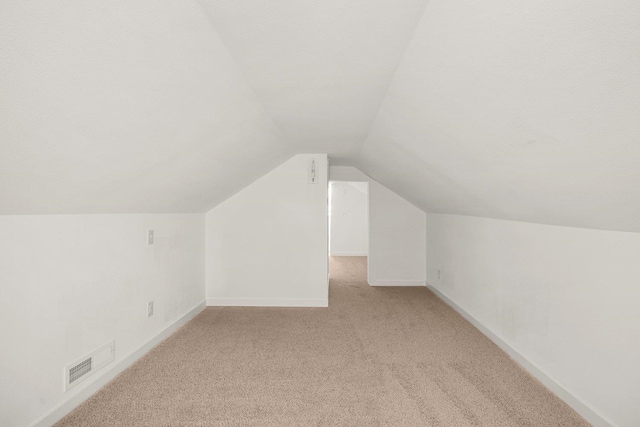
[308,158,318,184]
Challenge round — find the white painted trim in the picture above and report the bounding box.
[207,298,328,307]
[29,301,206,427]
[426,285,616,427]
[368,280,426,287]
[329,252,368,256]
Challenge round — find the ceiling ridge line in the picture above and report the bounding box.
[353,0,433,160]
[191,0,297,153]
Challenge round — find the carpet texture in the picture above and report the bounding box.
[56,256,590,426]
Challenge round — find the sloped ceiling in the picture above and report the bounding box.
[0,0,293,214]
[360,0,640,232]
[197,0,429,160]
[2,0,639,231]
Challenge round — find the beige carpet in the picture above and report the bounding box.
[56,256,590,426]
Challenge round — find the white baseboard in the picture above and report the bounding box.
[426,285,615,427]
[369,279,426,287]
[329,252,368,257]
[207,298,328,307]
[29,301,206,427]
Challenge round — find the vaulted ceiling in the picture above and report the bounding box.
[2,1,639,231]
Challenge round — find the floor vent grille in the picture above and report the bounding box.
[65,341,115,391]
[69,358,92,384]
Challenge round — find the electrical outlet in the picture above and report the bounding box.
[147,301,154,317]
[147,230,154,245]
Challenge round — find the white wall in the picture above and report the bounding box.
[330,166,426,286]
[0,214,205,427]
[329,182,368,256]
[426,213,640,427]
[206,154,328,306]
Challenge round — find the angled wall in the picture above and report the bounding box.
[0,214,205,427]
[426,214,640,427]
[206,154,329,306]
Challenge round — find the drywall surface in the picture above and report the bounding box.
[0,214,205,427]
[329,182,368,256]
[426,213,640,427]
[362,0,640,232]
[206,154,328,306]
[3,0,640,232]
[0,0,292,215]
[330,167,426,286]
[197,0,430,160]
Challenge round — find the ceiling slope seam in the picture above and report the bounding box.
[354,0,432,159]
[192,0,296,152]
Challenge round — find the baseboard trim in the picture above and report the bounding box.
[369,280,426,287]
[426,285,615,427]
[207,298,328,307]
[329,252,368,257]
[29,301,206,427]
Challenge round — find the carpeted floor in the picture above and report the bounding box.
[56,256,590,426]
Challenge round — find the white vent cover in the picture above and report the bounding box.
[65,341,115,392]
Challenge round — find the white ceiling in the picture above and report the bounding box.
[2,0,639,231]
[196,0,429,159]
[360,0,640,232]
[0,0,293,214]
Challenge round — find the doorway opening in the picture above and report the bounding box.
[328,181,369,284]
